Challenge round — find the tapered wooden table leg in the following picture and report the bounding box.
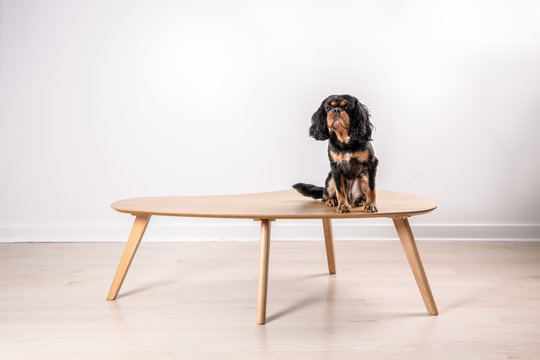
[107,215,151,300]
[256,219,271,325]
[322,218,336,274]
[393,217,438,315]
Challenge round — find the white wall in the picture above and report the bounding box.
[1,0,540,241]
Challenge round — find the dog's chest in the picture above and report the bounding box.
[329,149,369,178]
[336,157,365,179]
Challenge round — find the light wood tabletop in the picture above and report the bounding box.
[111,189,437,219]
[107,189,439,324]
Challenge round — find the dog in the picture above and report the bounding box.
[293,94,379,213]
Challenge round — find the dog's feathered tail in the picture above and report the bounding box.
[292,183,324,199]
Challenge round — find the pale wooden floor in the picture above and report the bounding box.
[1,241,539,359]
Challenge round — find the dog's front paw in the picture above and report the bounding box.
[325,198,337,207]
[364,203,378,213]
[337,204,352,213]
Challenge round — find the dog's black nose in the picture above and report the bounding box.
[332,108,342,116]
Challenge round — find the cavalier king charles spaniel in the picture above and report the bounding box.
[293,94,379,213]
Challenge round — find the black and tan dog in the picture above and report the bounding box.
[293,94,379,213]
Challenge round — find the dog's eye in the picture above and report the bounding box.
[344,105,350,110]
[325,105,332,111]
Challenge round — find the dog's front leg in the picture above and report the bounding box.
[333,172,352,213]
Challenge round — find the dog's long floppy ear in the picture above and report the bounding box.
[349,99,373,141]
[309,100,330,140]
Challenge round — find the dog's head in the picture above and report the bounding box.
[309,94,373,142]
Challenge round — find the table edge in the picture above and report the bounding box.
[111,206,437,219]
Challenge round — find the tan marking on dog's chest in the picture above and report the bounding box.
[329,150,370,163]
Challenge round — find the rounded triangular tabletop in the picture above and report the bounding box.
[111,189,436,219]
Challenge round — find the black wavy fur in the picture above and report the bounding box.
[292,183,324,199]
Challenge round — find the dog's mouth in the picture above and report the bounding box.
[327,111,350,131]
[327,113,351,143]
[329,118,348,131]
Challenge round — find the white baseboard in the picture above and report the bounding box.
[1,220,539,242]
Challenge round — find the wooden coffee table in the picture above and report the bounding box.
[107,189,438,324]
